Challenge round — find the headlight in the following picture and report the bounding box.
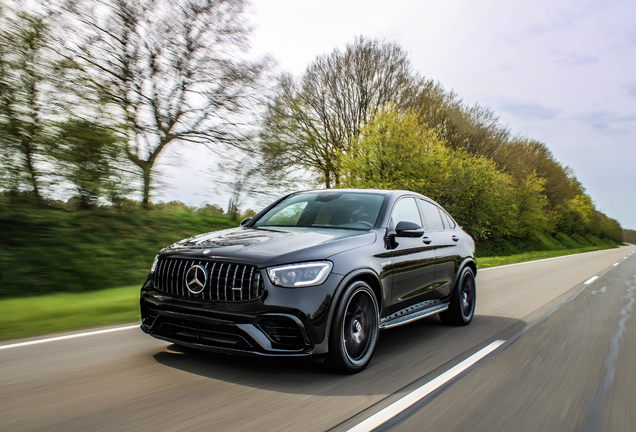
[267,261,333,287]
[150,255,159,273]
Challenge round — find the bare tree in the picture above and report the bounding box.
[212,145,292,220]
[60,0,266,205]
[0,6,54,197]
[260,36,421,188]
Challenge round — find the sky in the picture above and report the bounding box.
[155,0,636,229]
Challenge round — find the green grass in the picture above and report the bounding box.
[476,244,618,269]
[0,285,141,342]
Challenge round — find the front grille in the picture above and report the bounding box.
[153,258,264,301]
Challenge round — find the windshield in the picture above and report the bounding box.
[254,192,386,230]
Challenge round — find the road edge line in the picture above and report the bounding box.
[347,340,505,432]
[0,324,139,350]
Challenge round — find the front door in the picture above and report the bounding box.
[389,197,438,312]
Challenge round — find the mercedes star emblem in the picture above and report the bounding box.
[185,264,207,294]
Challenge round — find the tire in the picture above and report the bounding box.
[440,267,476,326]
[327,281,379,374]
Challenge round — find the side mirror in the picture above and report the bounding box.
[240,217,253,226]
[395,221,424,238]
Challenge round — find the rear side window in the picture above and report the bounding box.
[391,197,422,228]
[441,210,456,229]
[418,200,444,231]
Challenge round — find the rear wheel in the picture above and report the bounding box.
[328,281,379,374]
[440,267,476,326]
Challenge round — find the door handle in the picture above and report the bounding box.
[422,236,432,244]
[451,235,459,242]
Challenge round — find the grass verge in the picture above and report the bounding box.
[0,243,622,342]
[0,285,140,342]
[476,244,618,269]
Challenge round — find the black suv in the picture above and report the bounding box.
[140,189,476,373]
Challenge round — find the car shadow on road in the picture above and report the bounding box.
[151,314,522,396]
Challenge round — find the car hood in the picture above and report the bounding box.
[161,226,377,268]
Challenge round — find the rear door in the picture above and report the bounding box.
[418,199,460,299]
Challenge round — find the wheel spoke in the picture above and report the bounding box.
[342,289,378,363]
[461,276,475,317]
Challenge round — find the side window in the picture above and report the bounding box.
[419,200,444,231]
[441,210,456,229]
[390,197,422,228]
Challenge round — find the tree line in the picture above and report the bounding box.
[259,37,622,242]
[0,1,622,243]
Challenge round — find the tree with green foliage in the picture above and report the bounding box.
[341,106,522,240]
[589,211,622,243]
[53,119,123,209]
[565,194,595,235]
[512,173,550,237]
[494,138,583,209]
[623,229,636,244]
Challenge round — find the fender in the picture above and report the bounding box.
[450,257,477,296]
[312,267,383,355]
[459,257,477,277]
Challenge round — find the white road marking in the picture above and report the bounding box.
[479,248,627,272]
[347,340,506,432]
[585,276,599,285]
[613,263,619,266]
[592,286,607,295]
[0,325,139,350]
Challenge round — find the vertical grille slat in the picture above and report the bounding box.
[185,260,192,298]
[163,262,170,292]
[208,263,216,300]
[247,268,254,300]
[176,260,184,297]
[154,258,263,301]
[154,260,161,289]
[254,272,261,299]
[167,260,175,295]
[160,259,167,293]
[217,263,224,300]
[240,266,247,300]
[225,264,232,301]
[232,265,239,301]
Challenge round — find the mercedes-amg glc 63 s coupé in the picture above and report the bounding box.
[140,189,477,373]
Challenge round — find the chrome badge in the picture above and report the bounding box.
[185,264,207,294]
[202,249,211,255]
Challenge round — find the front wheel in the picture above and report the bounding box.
[328,281,379,374]
[440,267,476,326]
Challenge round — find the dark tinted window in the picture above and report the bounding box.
[441,210,456,229]
[390,197,422,228]
[254,192,385,230]
[419,200,444,231]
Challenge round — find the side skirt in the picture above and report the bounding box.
[380,300,449,329]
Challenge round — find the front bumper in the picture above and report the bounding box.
[140,271,343,356]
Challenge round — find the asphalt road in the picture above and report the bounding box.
[1,245,635,432]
